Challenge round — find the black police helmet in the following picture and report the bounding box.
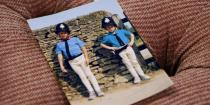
[55,23,71,35]
[101,17,117,29]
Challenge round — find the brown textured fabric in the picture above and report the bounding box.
[0,4,68,105]
[0,0,92,105]
[0,0,209,105]
[0,0,92,18]
[119,0,210,75]
[135,68,210,105]
[119,0,210,104]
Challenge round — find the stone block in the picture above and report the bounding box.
[114,74,133,84]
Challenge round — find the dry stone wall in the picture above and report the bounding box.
[33,11,146,99]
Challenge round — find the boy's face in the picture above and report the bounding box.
[105,25,116,33]
[59,32,69,40]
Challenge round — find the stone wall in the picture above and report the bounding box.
[33,11,147,100]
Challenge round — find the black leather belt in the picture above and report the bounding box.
[114,45,128,54]
[68,53,82,61]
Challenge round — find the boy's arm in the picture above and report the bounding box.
[57,54,68,73]
[81,46,89,65]
[129,33,135,46]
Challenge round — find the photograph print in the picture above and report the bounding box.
[27,0,173,105]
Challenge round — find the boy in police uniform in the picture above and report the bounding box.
[100,17,150,84]
[55,23,104,100]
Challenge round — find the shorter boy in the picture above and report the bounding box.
[100,17,150,84]
[55,23,104,100]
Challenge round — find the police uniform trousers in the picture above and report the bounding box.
[118,46,146,79]
[68,54,101,92]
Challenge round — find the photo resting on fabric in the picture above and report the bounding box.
[27,0,173,105]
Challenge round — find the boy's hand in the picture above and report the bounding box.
[129,42,134,47]
[129,33,135,47]
[85,58,90,65]
[61,67,68,73]
[111,47,119,51]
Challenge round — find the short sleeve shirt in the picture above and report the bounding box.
[101,29,131,47]
[55,37,85,59]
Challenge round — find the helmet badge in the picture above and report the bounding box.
[104,18,110,23]
[60,24,65,29]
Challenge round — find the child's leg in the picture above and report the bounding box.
[80,55,103,93]
[119,50,141,83]
[69,60,94,93]
[126,46,150,79]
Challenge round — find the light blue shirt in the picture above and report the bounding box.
[55,37,85,59]
[101,29,131,47]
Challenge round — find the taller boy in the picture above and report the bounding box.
[100,17,150,84]
[55,23,104,100]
